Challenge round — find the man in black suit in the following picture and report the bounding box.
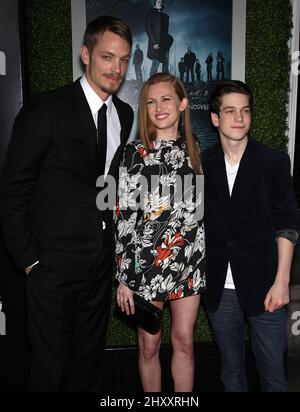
[0,16,133,391]
[145,0,173,77]
[133,43,144,81]
[184,47,196,84]
[203,80,298,392]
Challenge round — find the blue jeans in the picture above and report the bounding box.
[207,289,287,392]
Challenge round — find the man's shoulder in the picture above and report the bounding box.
[43,79,77,97]
[16,80,79,119]
[245,139,292,179]
[202,143,221,160]
[113,95,132,109]
[249,139,289,163]
[201,143,223,173]
[27,80,78,106]
[113,95,134,116]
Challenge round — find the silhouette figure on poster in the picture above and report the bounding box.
[178,57,186,81]
[206,52,213,82]
[133,44,144,81]
[195,58,201,82]
[145,0,173,77]
[184,47,196,83]
[216,50,225,80]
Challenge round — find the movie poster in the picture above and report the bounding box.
[82,0,234,149]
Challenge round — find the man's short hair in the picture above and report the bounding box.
[209,80,253,115]
[83,15,132,52]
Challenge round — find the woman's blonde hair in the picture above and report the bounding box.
[138,73,202,174]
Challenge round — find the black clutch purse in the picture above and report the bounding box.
[133,294,163,335]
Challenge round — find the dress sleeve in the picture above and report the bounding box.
[115,143,145,290]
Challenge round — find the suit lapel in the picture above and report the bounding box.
[113,96,131,145]
[107,96,131,178]
[208,144,231,208]
[72,82,131,179]
[230,139,258,203]
[72,79,98,174]
[205,139,260,213]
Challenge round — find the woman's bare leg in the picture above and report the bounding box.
[169,294,201,392]
[137,301,164,392]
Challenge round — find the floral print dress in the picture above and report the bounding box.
[115,136,206,301]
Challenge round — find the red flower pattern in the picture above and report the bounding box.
[155,233,185,267]
[167,288,183,300]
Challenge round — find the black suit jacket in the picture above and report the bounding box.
[202,139,298,315]
[145,9,173,62]
[0,79,133,276]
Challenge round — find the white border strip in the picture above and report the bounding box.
[231,0,246,81]
[288,0,300,173]
[71,0,86,80]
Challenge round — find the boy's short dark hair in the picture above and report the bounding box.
[83,15,132,52]
[209,80,253,116]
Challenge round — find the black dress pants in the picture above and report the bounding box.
[26,253,112,392]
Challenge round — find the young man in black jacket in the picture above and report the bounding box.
[203,80,298,392]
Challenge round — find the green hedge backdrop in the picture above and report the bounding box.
[21,0,293,346]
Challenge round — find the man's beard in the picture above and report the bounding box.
[101,73,124,94]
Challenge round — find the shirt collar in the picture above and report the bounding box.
[80,74,113,116]
[224,156,240,172]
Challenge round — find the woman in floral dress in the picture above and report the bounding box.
[115,73,205,392]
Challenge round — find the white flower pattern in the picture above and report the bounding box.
[115,137,206,301]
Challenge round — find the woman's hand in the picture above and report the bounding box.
[117,282,135,315]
